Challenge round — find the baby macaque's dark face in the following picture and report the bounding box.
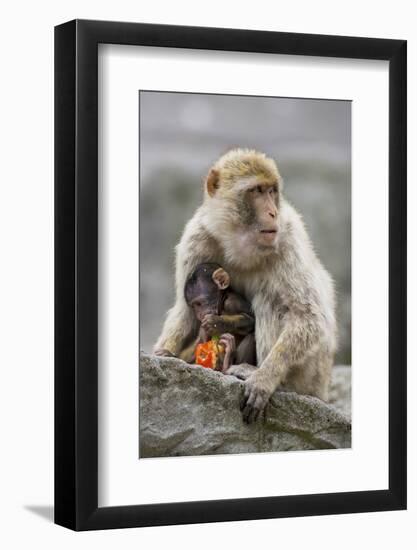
[185,264,231,323]
[189,291,219,322]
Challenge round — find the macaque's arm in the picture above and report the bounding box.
[201,312,254,338]
[223,291,253,316]
[241,308,320,423]
[264,309,319,374]
[201,292,255,337]
[223,292,255,334]
[154,224,205,356]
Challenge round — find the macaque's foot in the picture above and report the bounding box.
[225,363,258,380]
[240,371,275,424]
[224,363,257,380]
[201,314,226,337]
[154,349,176,358]
[218,333,236,372]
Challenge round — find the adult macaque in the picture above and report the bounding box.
[154,149,337,423]
[179,262,256,371]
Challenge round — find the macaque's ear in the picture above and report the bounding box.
[206,168,220,197]
[212,268,230,290]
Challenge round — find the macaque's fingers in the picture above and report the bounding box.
[251,407,261,423]
[197,327,208,343]
[202,316,223,337]
[242,398,263,424]
[250,394,266,423]
[241,386,266,423]
[221,349,232,372]
[219,336,234,372]
[201,316,217,336]
[201,313,217,326]
[241,388,257,422]
[240,384,251,411]
[241,378,271,423]
[244,404,261,424]
[219,333,236,353]
[154,349,176,357]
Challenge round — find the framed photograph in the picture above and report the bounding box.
[55,19,406,530]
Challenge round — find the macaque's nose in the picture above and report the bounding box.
[266,196,278,219]
[267,204,278,219]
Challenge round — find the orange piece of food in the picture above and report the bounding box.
[195,338,225,370]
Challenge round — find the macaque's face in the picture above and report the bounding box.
[205,158,281,263]
[242,181,279,248]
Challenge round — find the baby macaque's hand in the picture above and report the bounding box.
[201,314,224,337]
[218,333,236,372]
[154,348,176,358]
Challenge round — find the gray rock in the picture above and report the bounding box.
[139,353,351,458]
[329,365,351,418]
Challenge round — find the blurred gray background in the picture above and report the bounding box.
[139,91,351,364]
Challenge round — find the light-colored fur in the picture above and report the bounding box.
[154,149,337,404]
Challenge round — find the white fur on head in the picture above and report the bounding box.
[204,148,282,198]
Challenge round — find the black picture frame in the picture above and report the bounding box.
[55,19,407,531]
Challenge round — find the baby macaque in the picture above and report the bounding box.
[183,263,256,372]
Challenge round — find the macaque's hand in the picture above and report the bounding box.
[201,314,225,337]
[154,349,176,358]
[240,370,275,424]
[225,363,258,380]
[218,333,236,372]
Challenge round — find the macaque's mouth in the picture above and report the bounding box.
[259,229,277,234]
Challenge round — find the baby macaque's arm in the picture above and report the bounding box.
[201,292,254,337]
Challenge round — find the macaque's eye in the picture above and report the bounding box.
[193,300,201,308]
[269,186,278,195]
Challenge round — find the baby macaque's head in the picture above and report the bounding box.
[184,263,230,322]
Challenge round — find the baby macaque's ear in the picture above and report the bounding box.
[212,268,230,290]
[206,168,220,197]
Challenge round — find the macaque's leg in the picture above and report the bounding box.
[178,327,207,363]
[154,301,197,357]
[218,333,236,372]
[235,333,257,365]
[241,311,322,423]
[224,334,257,379]
[178,340,197,363]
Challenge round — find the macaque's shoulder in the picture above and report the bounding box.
[176,208,221,259]
[177,209,204,244]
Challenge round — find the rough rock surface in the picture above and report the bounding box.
[328,365,352,418]
[139,353,351,458]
